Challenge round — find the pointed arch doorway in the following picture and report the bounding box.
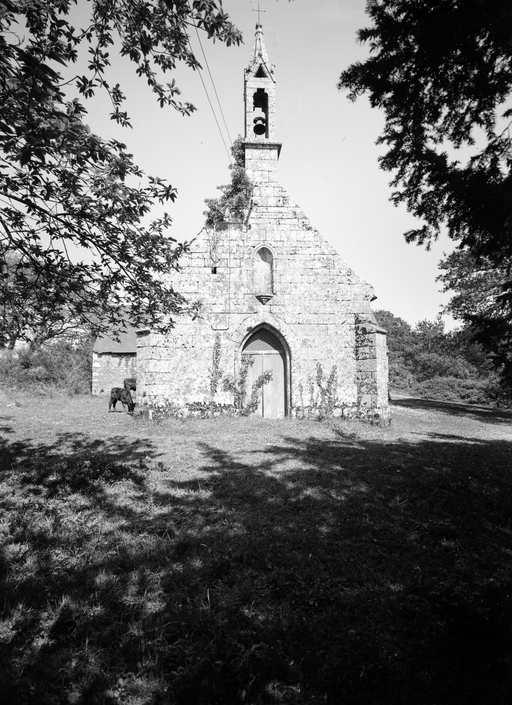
[242,327,287,418]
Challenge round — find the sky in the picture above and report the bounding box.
[81,0,457,330]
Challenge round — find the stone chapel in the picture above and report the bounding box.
[136,23,389,420]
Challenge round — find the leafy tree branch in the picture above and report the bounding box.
[0,0,242,346]
[339,0,512,391]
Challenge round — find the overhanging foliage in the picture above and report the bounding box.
[339,0,512,258]
[339,0,512,389]
[0,0,242,345]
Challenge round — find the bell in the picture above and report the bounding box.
[253,118,266,136]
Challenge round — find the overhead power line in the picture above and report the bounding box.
[190,24,233,164]
[193,24,233,150]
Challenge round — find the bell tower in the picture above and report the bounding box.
[243,23,282,183]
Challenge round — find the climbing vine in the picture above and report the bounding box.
[208,333,223,398]
[316,362,339,417]
[205,227,222,271]
[207,341,275,416]
[203,136,253,231]
[221,354,273,416]
[301,363,340,419]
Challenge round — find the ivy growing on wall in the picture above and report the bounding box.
[205,338,273,416]
[316,363,339,417]
[208,334,223,398]
[302,363,340,418]
[221,355,273,416]
[222,355,272,416]
[203,137,253,231]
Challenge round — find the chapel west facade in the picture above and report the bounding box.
[137,24,389,420]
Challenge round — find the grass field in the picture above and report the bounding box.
[0,392,511,704]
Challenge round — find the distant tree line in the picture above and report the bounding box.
[376,310,511,406]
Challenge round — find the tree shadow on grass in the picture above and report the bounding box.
[143,430,512,705]
[0,424,511,704]
[0,430,160,468]
[0,415,14,434]
[0,430,167,703]
[392,395,512,424]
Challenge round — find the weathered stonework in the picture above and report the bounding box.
[92,325,137,396]
[137,24,389,420]
[92,352,136,396]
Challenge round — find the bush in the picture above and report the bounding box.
[0,337,93,395]
[388,357,417,390]
[376,309,509,406]
[415,376,493,405]
[484,377,512,407]
[413,352,479,382]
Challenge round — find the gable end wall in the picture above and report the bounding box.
[137,180,389,419]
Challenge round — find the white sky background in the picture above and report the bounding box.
[78,0,456,329]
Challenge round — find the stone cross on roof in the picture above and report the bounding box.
[252,0,266,26]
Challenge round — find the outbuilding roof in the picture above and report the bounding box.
[93,323,137,354]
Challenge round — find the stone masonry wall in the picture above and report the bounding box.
[92,353,137,396]
[355,315,389,413]
[137,177,389,419]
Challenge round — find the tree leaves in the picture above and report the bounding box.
[0,0,242,346]
[340,0,512,392]
[204,137,253,230]
[437,249,512,389]
[339,0,512,258]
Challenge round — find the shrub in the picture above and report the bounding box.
[413,352,479,382]
[387,356,417,390]
[0,337,93,395]
[415,376,493,405]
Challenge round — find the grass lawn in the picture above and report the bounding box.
[0,391,511,704]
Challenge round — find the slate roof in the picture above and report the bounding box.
[93,323,137,354]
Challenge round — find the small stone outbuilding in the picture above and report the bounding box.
[137,23,389,420]
[92,324,137,396]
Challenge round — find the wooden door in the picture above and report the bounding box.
[243,329,286,419]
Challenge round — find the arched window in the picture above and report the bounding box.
[254,246,273,294]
